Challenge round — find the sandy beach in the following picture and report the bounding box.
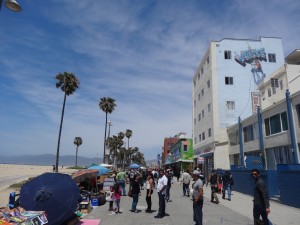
[0,164,77,207]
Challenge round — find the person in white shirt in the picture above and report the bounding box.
[154,169,168,218]
[181,169,191,197]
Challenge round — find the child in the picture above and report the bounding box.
[113,183,122,214]
[107,186,114,211]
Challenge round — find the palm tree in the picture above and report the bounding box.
[55,72,80,172]
[131,151,146,166]
[99,97,116,163]
[108,134,124,167]
[125,129,132,149]
[74,137,83,167]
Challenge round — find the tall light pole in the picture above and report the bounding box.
[0,0,22,12]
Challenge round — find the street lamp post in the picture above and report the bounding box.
[0,0,22,12]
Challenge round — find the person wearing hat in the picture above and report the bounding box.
[192,170,203,225]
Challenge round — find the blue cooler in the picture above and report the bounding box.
[91,196,99,206]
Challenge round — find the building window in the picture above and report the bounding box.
[202,110,204,118]
[279,80,284,90]
[224,50,231,59]
[206,56,209,64]
[193,81,196,87]
[208,128,211,137]
[194,100,196,107]
[201,67,203,74]
[226,101,235,110]
[225,76,233,85]
[194,137,197,144]
[243,125,254,142]
[198,93,201,101]
[208,103,211,112]
[262,91,265,101]
[197,73,200,80]
[202,132,205,140]
[268,88,271,97]
[296,104,300,127]
[194,118,196,125]
[229,130,239,146]
[199,134,201,142]
[198,113,201,121]
[201,88,204,96]
[183,145,188,152]
[207,80,211,88]
[272,87,276,95]
[271,78,279,88]
[264,112,288,136]
[268,53,276,63]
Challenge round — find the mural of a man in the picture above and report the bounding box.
[235,47,267,86]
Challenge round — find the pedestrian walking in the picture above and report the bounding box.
[154,169,168,219]
[192,170,203,225]
[222,171,232,201]
[107,186,114,211]
[181,169,191,197]
[116,169,127,196]
[128,169,135,190]
[130,174,140,213]
[113,183,122,214]
[153,170,158,188]
[165,169,172,202]
[207,169,219,203]
[251,169,270,225]
[145,172,154,213]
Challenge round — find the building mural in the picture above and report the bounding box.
[235,47,267,85]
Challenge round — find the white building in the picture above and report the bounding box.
[227,50,300,170]
[192,37,285,173]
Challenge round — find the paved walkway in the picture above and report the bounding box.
[83,179,300,225]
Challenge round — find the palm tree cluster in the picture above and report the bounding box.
[106,130,146,168]
[54,72,145,170]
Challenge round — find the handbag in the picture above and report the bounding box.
[127,190,132,197]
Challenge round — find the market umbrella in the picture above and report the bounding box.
[71,169,98,183]
[129,163,140,169]
[88,165,110,175]
[99,163,114,168]
[19,173,80,225]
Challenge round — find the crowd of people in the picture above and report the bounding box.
[98,167,270,225]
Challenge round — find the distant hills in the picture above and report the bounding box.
[0,154,101,167]
[0,154,156,167]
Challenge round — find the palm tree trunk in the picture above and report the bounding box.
[55,91,67,173]
[103,112,108,163]
[75,146,78,167]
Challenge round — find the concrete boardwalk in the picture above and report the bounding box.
[83,179,300,225]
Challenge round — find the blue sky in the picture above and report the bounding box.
[0,0,299,161]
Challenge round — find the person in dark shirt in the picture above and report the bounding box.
[222,171,232,201]
[130,174,140,213]
[251,169,270,225]
[165,170,172,202]
[207,169,219,203]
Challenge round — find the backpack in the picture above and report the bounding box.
[210,173,217,184]
[230,175,234,186]
[129,172,135,179]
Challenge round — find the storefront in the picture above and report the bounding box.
[165,138,194,173]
